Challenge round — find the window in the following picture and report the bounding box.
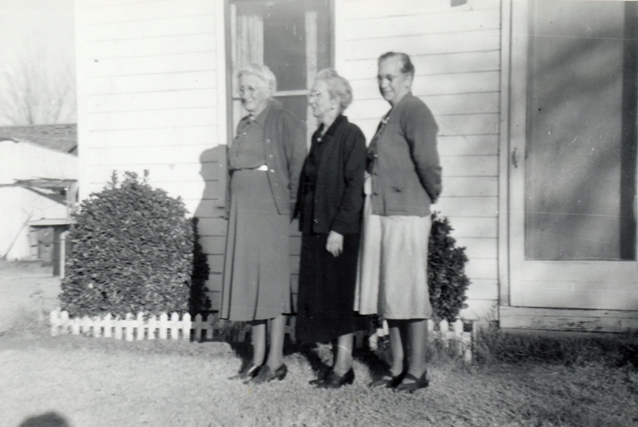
[228,0,333,140]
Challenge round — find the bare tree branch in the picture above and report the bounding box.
[0,45,76,125]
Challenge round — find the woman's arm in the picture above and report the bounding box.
[404,102,442,203]
[330,126,367,235]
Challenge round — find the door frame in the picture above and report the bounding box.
[497,0,638,332]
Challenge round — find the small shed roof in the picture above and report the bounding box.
[0,124,77,154]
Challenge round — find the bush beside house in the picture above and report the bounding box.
[60,172,209,318]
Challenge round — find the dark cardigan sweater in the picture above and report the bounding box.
[368,93,442,216]
[294,114,367,235]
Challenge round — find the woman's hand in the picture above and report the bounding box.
[326,230,344,257]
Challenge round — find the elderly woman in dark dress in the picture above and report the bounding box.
[294,69,367,388]
[222,63,306,384]
[355,52,442,393]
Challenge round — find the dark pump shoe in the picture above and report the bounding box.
[318,368,355,389]
[229,363,260,380]
[394,371,429,393]
[369,371,406,389]
[250,363,288,384]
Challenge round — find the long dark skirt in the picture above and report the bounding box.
[220,170,291,321]
[296,232,367,343]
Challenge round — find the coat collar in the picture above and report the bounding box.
[319,114,348,138]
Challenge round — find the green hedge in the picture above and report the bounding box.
[428,212,470,322]
[60,172,210,317]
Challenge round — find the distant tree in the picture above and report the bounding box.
[0,45,76,125]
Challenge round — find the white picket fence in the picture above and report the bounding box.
[49,310,474,361]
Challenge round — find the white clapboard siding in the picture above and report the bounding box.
[88,89,218,114]
[87,127,217,148]
[435,197,498,217]
[90,143,218,166]
[345,8,500,40]
[87,71,216,96]
[438,177,498,198]
[88,107,218,131]
[83,0,217,25]
[345,30,500,60]
[87,33,216,59]
[350,92,499,119]
[345,51,500,80]
[438,136,499,157]
[88,53,218,78]
[350,71,500,101]
[441,156,498,177]
[88,14,217,42]
[454,237,497,259]
[344,0,499,21]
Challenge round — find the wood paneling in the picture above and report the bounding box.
[87,53,218,78]
[343,0,499,21]
[344,30,500,60]
[500,306,638,332]
[345,51,500,80]
[435,197,498,217]
[443,177,498,197]
[84,0,216,25]
[88,14,217,41]
[441,156,498,177]
[438,136,499,157]
[88,126,217,148]
[345,8,500,40]
[87,71,216,96]
[88,34,216,59]
[350,71,500,102]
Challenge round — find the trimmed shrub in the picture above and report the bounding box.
[428,212,470,322]
[60,172,209,317]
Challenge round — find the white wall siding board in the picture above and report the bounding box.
[88,89,218,114]
[345,30,500,61]
[350,71,500,102]
[344,0,499,21]
[88,53,218,78]
[88,34,216,59]
[88,107,218,131]
[441,156,498,177]
[83,0,216,25]
[87,71,216,95]
[435,197,497,218]
[438,136,499,157]
[346,51,500,80]
[88,127,216,148]
[351,92,499,120]
[345,8,500,40]
[90,144,220,167]
[88,14,217,42]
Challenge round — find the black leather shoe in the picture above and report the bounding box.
[394,371,429,393]
[250,363,288,384]
[317,368,355,389]
[369,370,406,388]
[229,363,261,380]
[308,368,330,386]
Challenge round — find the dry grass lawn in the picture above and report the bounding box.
[1,261,637,427]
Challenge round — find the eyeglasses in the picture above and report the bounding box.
[239,85,266,96]
[307,90,321,99]
[377,74,405,83]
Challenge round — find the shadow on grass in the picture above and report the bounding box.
[19,411,70,427]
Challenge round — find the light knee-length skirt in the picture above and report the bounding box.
[354,195,433,320]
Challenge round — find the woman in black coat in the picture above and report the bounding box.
[294,68,367,388]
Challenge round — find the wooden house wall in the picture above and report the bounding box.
[75,0,229,307]
[336,0,501,320]
[76,0,502,319]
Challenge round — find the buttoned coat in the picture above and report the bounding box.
[228,102,306,216]
[294,115,367,235]
[368,93,442,216]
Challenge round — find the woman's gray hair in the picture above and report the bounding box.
[314,68,353,113]
[237,63,277,95]
[378,51,415,78]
